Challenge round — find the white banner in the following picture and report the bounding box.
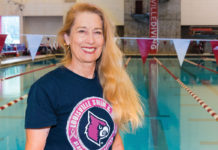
[169,40,174,46]
[52,37,58,50]
[26,34,43,60]
[173,39,190,66]
[210,41,218,65]
[49,37,55,49]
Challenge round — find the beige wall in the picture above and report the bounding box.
[77,0,124,25]
[181,0,218,25]
[0,0,123,38]
[0,0,72,16]
[0,0,124,25]
[23,16,63,34]
[0,0,72,36]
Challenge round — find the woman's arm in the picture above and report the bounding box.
[112,132,124,150]
[25,127,50,150]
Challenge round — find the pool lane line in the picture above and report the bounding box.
[0,56,130,82]
[0,58,131,111]
[0,94,28,111]
[200,141,218,145]
[201,81,218,96]
[154,57,218,122]
[184,59,218,74]
[0,116,24,119]
[181,66,218,95]
[0,63,61,82]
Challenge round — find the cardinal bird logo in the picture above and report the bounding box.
[85,111,110,146]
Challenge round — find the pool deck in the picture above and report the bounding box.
[0,54,56,68]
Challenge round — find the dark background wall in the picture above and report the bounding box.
[123,0,180,54]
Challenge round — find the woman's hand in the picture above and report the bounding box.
[112,132,124,150]
[25,127,50,150]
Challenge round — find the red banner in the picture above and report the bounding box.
[0,34,7,53]
[210,41,218,65]
[137,39,153,64]
[0,81,2,97]
[149,0,158,54]
[0,16,2,34]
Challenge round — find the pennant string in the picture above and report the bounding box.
[1,34,218,64]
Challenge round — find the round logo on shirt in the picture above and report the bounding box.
[66,97,117,150]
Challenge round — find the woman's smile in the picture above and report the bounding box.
[81,46,97,54]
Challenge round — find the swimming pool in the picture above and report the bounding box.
[0,57,217,150]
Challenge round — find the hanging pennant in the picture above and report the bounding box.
[49,37,54,50]
[173,39,190,66]
[210,41,218,65]
[136,39,153,64]
[26,34,43,60]
[53,41,58,50]
[0,34,7,54]
[169,40,174,46]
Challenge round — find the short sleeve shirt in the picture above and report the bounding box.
[25,66,117,150]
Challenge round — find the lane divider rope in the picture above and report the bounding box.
[184,59,218,74]
[0,63,61,111]
[0,58,131,111]
[0,63,61,82]
[0,94,28,111]
[124,57,131,68]
[154,57,218,121]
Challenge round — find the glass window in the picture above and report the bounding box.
[1,16,20,44]
[135,1,143,14]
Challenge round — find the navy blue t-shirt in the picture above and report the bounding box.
[25,66,117,150]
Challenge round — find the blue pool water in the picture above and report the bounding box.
[0,57,218,150]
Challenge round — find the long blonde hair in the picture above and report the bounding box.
[57,3,144,131]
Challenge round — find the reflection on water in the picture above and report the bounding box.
[0,58,59,150]
[123,58,218,150]
[0,58,218,150]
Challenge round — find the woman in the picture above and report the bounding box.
[25,3,144,150]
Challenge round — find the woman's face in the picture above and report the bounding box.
[64,12,104,65]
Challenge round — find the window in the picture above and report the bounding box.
[1,16,20,44]
[135,1,143,14]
